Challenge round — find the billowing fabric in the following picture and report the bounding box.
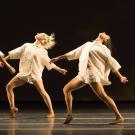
[66,41,121,85]
[9,42,56,84]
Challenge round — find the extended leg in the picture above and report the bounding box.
[33,80,55,118]
[90,82,124,124]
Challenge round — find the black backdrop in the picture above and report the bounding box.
[0,0,135,102]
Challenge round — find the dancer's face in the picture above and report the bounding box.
[99,32,110,42]
[35,33,46,42]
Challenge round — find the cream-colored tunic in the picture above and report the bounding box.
[66,41,121,85]
[9,42,56,84]
[0,51,4,57]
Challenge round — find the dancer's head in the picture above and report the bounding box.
[97,32,112,52]
[35,33,56,50]
[98,32,110,42]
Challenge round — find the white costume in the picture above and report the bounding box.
[8,42,56,84]
[66,40,121,85]
[0,51,4,57]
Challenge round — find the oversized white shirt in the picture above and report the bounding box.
[66,41,121,85]
[0,51,4,57]
[8,42,56,84]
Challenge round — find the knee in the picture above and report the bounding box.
[6,83,13,92]
[63,85,71,95]
[63,85,68,95]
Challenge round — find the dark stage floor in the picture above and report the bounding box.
[0,102,135,135]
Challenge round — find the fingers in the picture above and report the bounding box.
[2,59,16,74]
[0,61,4,68]
[50,58,59,64]
[60,69,67,75]
[0,56,4,62]
[9,66,16,74]
[123,79,128,84]
[63,69,68,75]
[6,65,16,74]
[49,59,52,64]
[121,77,128,84]
[49,58,55,64]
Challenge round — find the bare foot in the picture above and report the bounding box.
[47,112,55,118]
[63,114,73,124]
[110,116,124,125]
[10,107,18,118]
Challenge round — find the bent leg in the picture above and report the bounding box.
[90,82,124,124]
[33,80,54,118]
[6,76,26,117]
[63,76,86,124]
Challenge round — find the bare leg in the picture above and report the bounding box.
[63,76,86,124]
[33,80,55,118]
[90,82,124,124]
[6,76,26,118]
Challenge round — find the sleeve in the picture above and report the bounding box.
[8,43,27,59]
[104,47,121,72]
[43,51,57,71]
[0,51,5,57]
[65,42,88,60]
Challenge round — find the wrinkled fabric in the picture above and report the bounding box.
[0,51,4,57]
[66,41,121,85]
[9,42,56,84]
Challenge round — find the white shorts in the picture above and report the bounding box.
[16,74,42,84]
[76,72,101,84]
[77,72,111,86]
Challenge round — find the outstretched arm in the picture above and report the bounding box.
[50,54,67,63]
[52,65,67,75]
[43,51,67,75]
[0,56,16,74]
[50,43,87,63]
[103,47,128,84]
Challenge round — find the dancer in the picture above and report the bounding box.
[50,32,128,124]
[4,33,67,118]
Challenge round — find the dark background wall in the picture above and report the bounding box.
[0,0,135,102]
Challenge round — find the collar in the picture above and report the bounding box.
[33,41,44,48]
[93,40,102,45]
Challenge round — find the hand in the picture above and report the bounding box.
[120,76,128,84]
[0,56,6,63]
[0,56,5,68]
[50,57,59,64]
[0,56,3,61]
[0,61,4,68]
[60,69,67,75]
[1,57,16,74]
[8,66,16,74]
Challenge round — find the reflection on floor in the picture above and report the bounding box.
[0,102,135,135]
